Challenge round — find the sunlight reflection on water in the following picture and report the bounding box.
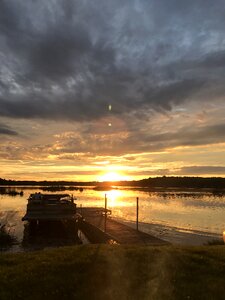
[106,190,134,207]
[1,187,225,247]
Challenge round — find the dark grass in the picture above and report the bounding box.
[207,239,225,245]
[0,225,17,250]
[0,245,225,300]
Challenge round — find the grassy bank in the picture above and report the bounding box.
[0,245,225,300]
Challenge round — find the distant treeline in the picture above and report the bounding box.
[0,179,97,186]
[136,176,225,189]
[0,176,225,189]
[98,176,225,189]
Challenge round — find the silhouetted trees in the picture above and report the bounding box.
[0,176,224,189]
[136,176,225,189]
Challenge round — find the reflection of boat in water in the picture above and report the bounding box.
[22,219,82,249]
[21,193,81,249]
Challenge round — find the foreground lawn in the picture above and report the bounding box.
[0,245,225,300]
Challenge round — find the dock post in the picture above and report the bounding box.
[104,194,107,232]
[80,204,82,215]
[136,197,139,231]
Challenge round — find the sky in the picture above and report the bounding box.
[0,0,225,181]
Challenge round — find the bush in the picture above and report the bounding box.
[0,224,17,250]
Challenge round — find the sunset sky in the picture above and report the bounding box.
[0,0,225,181]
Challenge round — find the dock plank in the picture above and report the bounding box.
[80,207,168,245]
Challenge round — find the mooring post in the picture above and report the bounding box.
[136,197,139,231]
[80,203,82,215]
[104,193,107,232]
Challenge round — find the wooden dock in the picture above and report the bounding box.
[22,192,169,246]
[79,207,168,245]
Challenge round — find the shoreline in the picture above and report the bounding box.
[111,217,223,246]
[1,184,225,194]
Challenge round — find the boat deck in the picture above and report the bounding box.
[22,193,78,221]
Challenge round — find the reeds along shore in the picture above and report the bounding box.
[0,187,23,196]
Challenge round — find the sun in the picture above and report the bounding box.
[99,172,125,182]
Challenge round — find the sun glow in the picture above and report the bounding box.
[99,172,127,182]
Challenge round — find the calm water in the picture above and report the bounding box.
[0,186,225,249]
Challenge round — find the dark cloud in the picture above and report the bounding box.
[126,166,225,177]
[38,122,225,158]
[177,166,225,175]
[143,124,225,147]
[0,1,20,36]
[29,26,92,81]
[198,50,225,69]
[100,123,225,156]
[0,123,17,136]
[0,0,225,122]
[167,165,225,176]
[126,169,171,176]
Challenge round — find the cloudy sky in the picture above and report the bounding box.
[0,0,225,181]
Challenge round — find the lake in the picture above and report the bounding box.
[0,186,224,250]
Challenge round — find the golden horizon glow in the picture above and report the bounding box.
[98,171,128,182]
